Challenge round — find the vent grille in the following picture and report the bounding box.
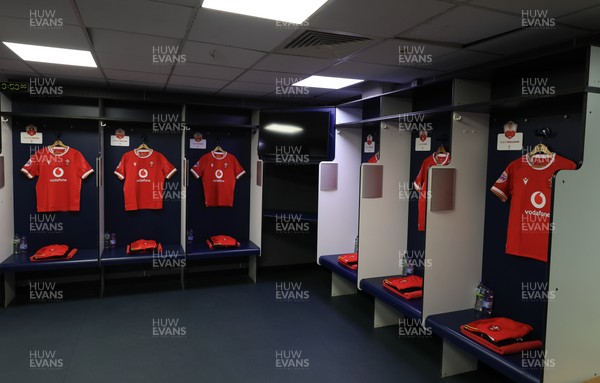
[278,30,373,59]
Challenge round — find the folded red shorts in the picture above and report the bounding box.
[337,253,358,270]
[127,239,163,254]
[206,235,240,249]
[383,276,423,299]
[460,317,543,355]
[30,244,77,262]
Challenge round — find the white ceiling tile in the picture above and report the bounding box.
[0,0,80,25]
[427,49,502,71]
[470,26,587,56]
[0,16,90,49]
[235,70,307,86]
[221,82,275,93]
[77,0,192,38]
[90,29,179,56]
[109,79,166,91]
[181,41,266,69]
[147,0,198,7]
[168,75,229,89]
[470,0,600,18]
[309,0,456,38]
[0,58,33,72]
[27,62,104,78]
[165,84,218,94]
[400,5,523,45]
[96,52,173,74]
[172,62,244,80]
[188,8,297,51]
[103,69,168,85]
[350,40,457,67]
[558,6,600,31]
[253,54,336,74]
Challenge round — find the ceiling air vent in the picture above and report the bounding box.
[277,30,373,59]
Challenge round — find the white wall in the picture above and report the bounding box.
[249,127,262,247]
[317,128,361,261]
[0,92,14,261]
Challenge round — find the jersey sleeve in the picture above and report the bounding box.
[21,153,40,179]
[77,152,94,179]
[190,156,203,179]
[413,159,427,191]
[233,155,245,179]
[114,154,126,180]
[491,164,511,202]
[161,154,177,179]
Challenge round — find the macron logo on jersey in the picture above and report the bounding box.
[523,178,529,185]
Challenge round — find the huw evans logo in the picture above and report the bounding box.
[29,78,63,97]
[398,114,433,132]
[521,211,554,234]
[29,214,63,234]
[275,146,310,164]
[152,318,187,338]
[521,350,556,369]
[275,214,310,234]
[275,350,310,370]
[399,45,432,66]
[29,281,63,302]
[521,78,556,98]
[152,46,187,65]
[152,113,188,133]
[398,318,433,338]
[398,182,430,200]
[274,20,309,30]
[29,9,63,29]
[521,282,556,303]
[29,350,64,370]
[275,78,310,97]
[275,282,310,302]
[398,250,433,271]
[153,182,185,202]
[521,10,556,29]
[152,250,186,270]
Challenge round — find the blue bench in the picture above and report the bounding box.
[0,248,100,306]
[100,243,185,295]
[319,254,357,296]
[186,240,260,283]
[426,309,542,383]
[360,276,423,326]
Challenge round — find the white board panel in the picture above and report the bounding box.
[317,128,361,262]
[249,130,262,248]
[0,94,14,262]
[422,112,488,320]
[357,124,411,284]
[544,92,600,383]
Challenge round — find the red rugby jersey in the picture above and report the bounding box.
[191,151,245,207]
[413,152,451,231]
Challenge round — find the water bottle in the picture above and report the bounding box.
[19,235,28,255]
[109,233,116,249]
[13,235,20,254]
[187,229,194,244]
[482,287,494,316]
[474,282,486,311]
[104,233,110,249]
[404,252,414,275]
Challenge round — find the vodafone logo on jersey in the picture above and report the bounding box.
[50,167,67,182]
[213,169,225,183]
[530,191,546,209]
[136,168,151,183]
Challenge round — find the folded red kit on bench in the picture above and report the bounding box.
[206,235,240,249]
[127,239,163,255]
[30,244,78,262]
[460,317,543,355]
[337,253,358,270]
[383,275,423,299]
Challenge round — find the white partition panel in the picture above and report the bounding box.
[0,93,14,262]
[249,130,262,248]
[544,92,600,383]
[317,128,361,262]
[422,112,488,320]
[357,123,410,284]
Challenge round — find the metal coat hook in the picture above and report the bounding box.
[100,121,106,127]
[1,116,8,123]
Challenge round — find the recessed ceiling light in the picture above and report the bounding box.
[202,0,328,24]
[3,42,97,68]
[293,75,363,89]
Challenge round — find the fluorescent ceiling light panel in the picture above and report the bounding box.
[293,75,363,89]
[264,123,303,134]
[3,42,97,68]
[202,0,328,24]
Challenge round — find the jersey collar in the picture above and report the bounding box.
[134,148,153,158]
[211,151,227,160]
[525,153,555,170]
[48,146,70,156]
[433,152,450,165]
